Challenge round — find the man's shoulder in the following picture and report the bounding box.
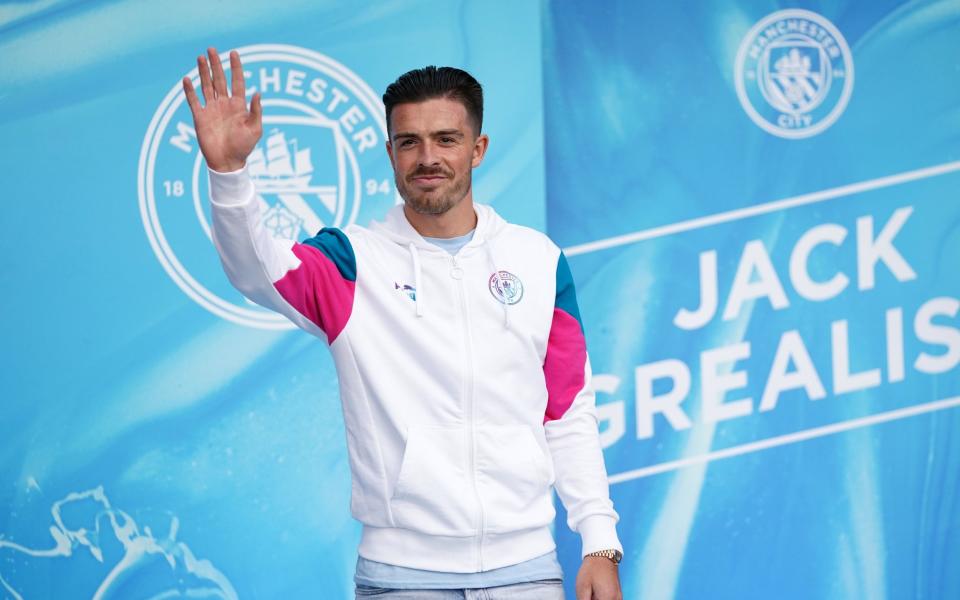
[496,222,562,260]
[307,223,372,244]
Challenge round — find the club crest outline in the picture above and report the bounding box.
[734,9,854,139]
[139,44,397,329]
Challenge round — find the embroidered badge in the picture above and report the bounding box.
[488,271,524,305]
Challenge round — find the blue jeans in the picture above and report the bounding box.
[355,578,565,599]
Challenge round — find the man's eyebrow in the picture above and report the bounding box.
[392,129,465,142]
[391,132,420,141]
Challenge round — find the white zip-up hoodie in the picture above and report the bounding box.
[209,168,622,572]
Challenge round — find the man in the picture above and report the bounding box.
[182,47,623,600]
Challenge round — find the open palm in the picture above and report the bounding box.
[182,47,263,173]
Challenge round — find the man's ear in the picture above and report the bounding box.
[471,134,489,168]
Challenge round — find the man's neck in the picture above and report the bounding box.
[403,196,478,239]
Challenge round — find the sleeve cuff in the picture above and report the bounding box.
[578,514,623,558]
[208,165,256,207]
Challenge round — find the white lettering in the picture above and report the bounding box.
[674,250,718,330]
[635,359,692,439]
[914,297,960,374]
[856,207,917,290]
[723,240,789,321]
[259,67,281,93]
[701,342,752,423]
[327,87,349,113]
[169,121,196,153]
[831,319,881,394]
[339,105,365,132]
[307,78,328,103]
[353,126,378,153]
[789,223,849,301]
[593,374,624,448]
[760,330,826,412]
[777,113,813,128]
[285,69,306,96]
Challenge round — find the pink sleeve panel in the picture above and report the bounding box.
[543,307,588,423]
[273,243,356,343]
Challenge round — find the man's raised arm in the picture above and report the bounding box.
[183,48,357,344]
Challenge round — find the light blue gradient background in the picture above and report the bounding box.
[545,1,960,599]
[2,1,959,598]
[0,1,543,597]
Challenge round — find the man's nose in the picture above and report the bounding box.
[417,141,440,166]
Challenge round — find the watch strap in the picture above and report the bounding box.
[585,549,622,564]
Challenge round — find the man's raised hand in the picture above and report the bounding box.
[182,48,263,173]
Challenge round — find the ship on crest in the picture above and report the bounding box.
[248,129,315,191]
[245,128,339,242]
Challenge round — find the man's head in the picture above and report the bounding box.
[383,66,483,137]
[383,67,489,218]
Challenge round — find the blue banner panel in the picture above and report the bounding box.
[545,1,959,599]
[0,1,543,597]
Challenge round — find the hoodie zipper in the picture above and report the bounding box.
[452,253,485,571]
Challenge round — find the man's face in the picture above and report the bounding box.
[386,97,488,216]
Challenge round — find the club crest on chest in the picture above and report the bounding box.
[488,271,524,305]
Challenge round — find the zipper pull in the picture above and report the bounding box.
[450,255,464,280]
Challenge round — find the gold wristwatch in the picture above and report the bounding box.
[585,549,623,564]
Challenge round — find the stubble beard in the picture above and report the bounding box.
[396,166,471,216]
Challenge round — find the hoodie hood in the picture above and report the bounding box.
[370,202,509,253]
[369,202,512,326]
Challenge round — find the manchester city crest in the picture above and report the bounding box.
[489,271,524,305]
[139,44,398,329]
[734,10,854,139]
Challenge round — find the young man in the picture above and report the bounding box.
[183,48,623,600]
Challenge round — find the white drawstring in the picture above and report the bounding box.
[409,242,424,317]
[503,292,511,328]
[408,235,507,327]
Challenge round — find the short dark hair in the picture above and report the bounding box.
[383,66,483,136]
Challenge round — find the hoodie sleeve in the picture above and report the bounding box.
[208,167,356,343]
[542,251,623,558]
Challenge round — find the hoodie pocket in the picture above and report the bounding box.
[389,425,475,535]
[476,426,556,533]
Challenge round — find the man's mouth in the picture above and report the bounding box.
[410,173,448,185]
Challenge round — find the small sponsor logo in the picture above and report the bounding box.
[139,44,397,329]
[394,282,416,302]
[488,271,524,305]
[734,9,854,139]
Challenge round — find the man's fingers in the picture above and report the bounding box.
[208,47,229,98]
[197,55,215,103]
[230,50,246,99]
[248,92,263,126]
[182,77,201,116]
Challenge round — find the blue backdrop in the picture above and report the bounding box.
[545,1,960,599]
[1,1,958,598]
